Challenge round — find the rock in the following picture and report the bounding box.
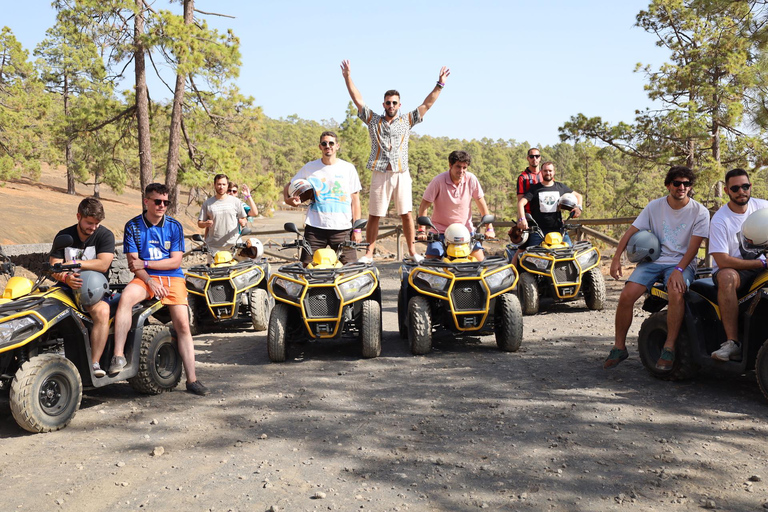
[151,446,165,457]
[260,434,268,440]
[116,461,125,467]
[313,492,327,499]
[150,419,159,425]
[704,499,717,509]
[750,475,762,482]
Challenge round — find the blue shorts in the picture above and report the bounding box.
[628,262,695,292]
[426,233,482,258]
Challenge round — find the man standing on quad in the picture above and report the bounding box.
[283,131,363,266]
[341,59,450,263]
[417,150,492,262]
[110,183,208,396]
[516,161,583,247]
[50,197,115,378]
[604,166,710,371]
[708,168,768,362]
[197,174,247,258]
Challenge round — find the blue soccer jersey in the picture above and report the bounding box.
[123,213,185,278]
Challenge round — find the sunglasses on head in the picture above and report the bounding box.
[671,180,692,188]
[152,199,171,207]
[729,183,751,193]
[320,141,336,147]
[385,100,399,106]
[528,154,541,159]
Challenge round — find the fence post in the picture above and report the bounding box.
[396,225,402,261]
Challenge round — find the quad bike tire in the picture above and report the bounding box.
[267,302,290,362]
[518,272,539,315]
[583,267,606,311]
[128,324,183,394]
[638,311,698,381]
[397,288,408,339]
[187,295,207,336]
[250,287,272,332]
[10,353,83,433]
[360,299,382,358]
[408,296,432,355]
[495,293,524,352]
[755,340,768,402]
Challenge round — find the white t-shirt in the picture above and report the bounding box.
[632,196,710,266]
[198,195,247,248]
[292,159,362,230]
[709,198,768,271]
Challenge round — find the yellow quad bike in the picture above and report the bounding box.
[0,236,182,433]
[266,220,381,362]
[508,213,605,315]
[398,215,523,355]
[184,227,271,334]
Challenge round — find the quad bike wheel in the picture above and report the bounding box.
[187,295,207,336]
[10,354,83,433]
[583,267,606,311]
[250,287,272,332]
[518,272,539,315]
[128,324,183,394]
[638,311,698,381]
[267,302,290,362]
[408,296,432,355]
[755,340,768,402]
[495,293,524,352]
[397,288,407,339]
[360,299,382,358]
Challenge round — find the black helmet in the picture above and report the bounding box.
[74,271,109,310]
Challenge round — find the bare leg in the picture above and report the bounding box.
[113,283,149,357]
[613,282,647,350]
[364,215,381,259]
[168,304,197,383]
[470,248,485,261]
[664,286,685,349]
[401,212,417,257]
[716,269,741,341]
[87,300,111,364]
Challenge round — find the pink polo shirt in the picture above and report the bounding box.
[422,171,484,233]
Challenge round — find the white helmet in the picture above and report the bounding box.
[74,271,109,310]
[444,224,471,245]
[288,179,314,202]
[558,193,579,211]
[740,208,768,253]
[241,237,264,259]
[626,230,661,263]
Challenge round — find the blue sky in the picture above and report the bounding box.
[3,0,667,147]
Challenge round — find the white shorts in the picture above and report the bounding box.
[369,170,413,217]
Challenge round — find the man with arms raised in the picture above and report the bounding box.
[341,59,450,263]
[708,168,768,362]
[110,183,207,395]
[50,197,115,378]
[603,166,709,371]
[283,131,362,266]
[417,150,493,261]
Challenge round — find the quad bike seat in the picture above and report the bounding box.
[689,277,718,304]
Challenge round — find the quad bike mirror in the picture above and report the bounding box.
[525,213,538,226]
[240,226,252,236]
[284,222,300,234]
[417,216,436,230]
[191,234,204,242]
[52,234,74,252]
[352,218,368,231]
[478,214,495,227]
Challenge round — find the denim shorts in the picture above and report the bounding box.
[628,261,695,291]
[426,233,482,257]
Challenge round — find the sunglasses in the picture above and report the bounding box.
[320,141,336,147]
[385,101,399,106]
[228,190,238,194]
[729,183,751,193]
[152,199,171,207]
[671,180,692,188]
[528,155,541,159]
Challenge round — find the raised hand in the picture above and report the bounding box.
[438,66,450,83]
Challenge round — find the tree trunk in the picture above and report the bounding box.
[712,122,722,199]
[165,0,193,216]
[135,0,153,196]
[64,75,75,195]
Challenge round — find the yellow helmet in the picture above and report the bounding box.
[309,248,340,268]
[213,250,235,265]
[543,232,567,249]
[446,243,472,258]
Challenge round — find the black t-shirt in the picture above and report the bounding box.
[523,182,574,234]
[50,225,116,279]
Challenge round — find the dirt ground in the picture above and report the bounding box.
[1,170,768,511]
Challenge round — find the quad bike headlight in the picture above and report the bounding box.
[576,249,599,270]
[413,270,450,295]
[485,268,515,293]
[274,277,304,299]
[186,276,207,293]
[232,268,263,290]
[526,256,551,272]
[0,315,43,349]
[338,274,375,302]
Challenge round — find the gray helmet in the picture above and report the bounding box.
[75,271,109,309]
[626,230,661,263]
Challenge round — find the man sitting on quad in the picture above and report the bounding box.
[417,150,493,262]
[50,197,115,378]
[283,131,363,266]
[604,166,710,371]
[516,161,583,247]
[708,168,768,362]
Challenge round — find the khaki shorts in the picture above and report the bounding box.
[368,170,412,217]
[130,275,188,306]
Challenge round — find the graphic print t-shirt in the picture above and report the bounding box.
[523,182,574,234]
[291,158,362,230]
[50,224,115,279]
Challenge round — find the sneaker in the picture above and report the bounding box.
[108,355,127,375]
[92,362,106,378]
[655,347,675,371]
[603,347,629,369]
[357,255,373,264]
[410,253,425,263]
[712,340,741,361]
[186,380,209,396]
